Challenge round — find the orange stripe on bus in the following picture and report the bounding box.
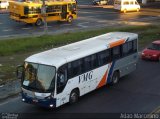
[97,63,112,89]
[97,70,108,88]
[109,39,125,48]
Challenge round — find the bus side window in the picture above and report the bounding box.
[128,41,134,54]
[112,46,121,60]
[98,51,107,66]
[57,64,67,94]
[122,43,128,56]
[90,54,98,69]
[122,40,137,56]
[98,50,110,66]
[133,39,138,52]
[68,59,83,79]
[84,56,92,72]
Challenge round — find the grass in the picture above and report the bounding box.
[0,25,160,56]
[0,25,160,84]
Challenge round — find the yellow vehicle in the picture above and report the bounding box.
[9,0,77,26]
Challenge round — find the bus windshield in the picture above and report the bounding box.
[22,62,56,92]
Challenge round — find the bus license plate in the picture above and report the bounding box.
[33,99,38,103]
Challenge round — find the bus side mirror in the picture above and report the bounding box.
[16,65,24,79]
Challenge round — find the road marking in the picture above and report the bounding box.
[3,29,12,32]
[22,27,31,30]
[47,25,52,28]
[0,96,20,106]
[39,25,52,28]
[77,22,89,28]
[98,20,108,23]
[60,24,71,26]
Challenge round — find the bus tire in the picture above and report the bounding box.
[69,89,79,104]
[111,71,120,85]
[35,18,43,26]
[137,8,140,12]
[123,9,127,13]
[68,16,73,23]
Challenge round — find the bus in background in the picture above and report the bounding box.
[17,32,138,108]
[9,0,77,26]
[114,0,140,13]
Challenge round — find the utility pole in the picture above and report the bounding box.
[41,0,48,34]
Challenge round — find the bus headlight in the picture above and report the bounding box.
[49,104,54,108]
[22,98,25,102]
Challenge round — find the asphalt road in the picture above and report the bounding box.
[0,59,160,118]
[0,0,160,38]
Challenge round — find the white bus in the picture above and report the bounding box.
[17,32,138,108]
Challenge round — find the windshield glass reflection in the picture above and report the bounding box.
[22,62,56,92]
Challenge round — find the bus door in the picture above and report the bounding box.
[56,65,68,107]
[61,5,67,19]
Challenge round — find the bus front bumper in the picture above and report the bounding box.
[21,92,56,108]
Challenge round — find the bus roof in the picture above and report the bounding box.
[12,0,76,6]
[25,32,138,68]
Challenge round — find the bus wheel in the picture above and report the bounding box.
[111,71,119,85]
[68,16,73,23]
[35,18,43,26]
[123,9,127,13]
[69,89,79,104]
[137,8,140,12]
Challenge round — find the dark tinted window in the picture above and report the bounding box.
[122,43,128,56]
[122,40,137,56]
[68,59,83,79]
[98,50,111,66]
[84,55,98,72]
[112,46,121,60]
[46,5,61,13]
[133,39,138,52]
[128,41,133,53]
[67,53,99,79]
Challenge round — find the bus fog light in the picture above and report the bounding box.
[49,104,54,107]
[22,98,25,101]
